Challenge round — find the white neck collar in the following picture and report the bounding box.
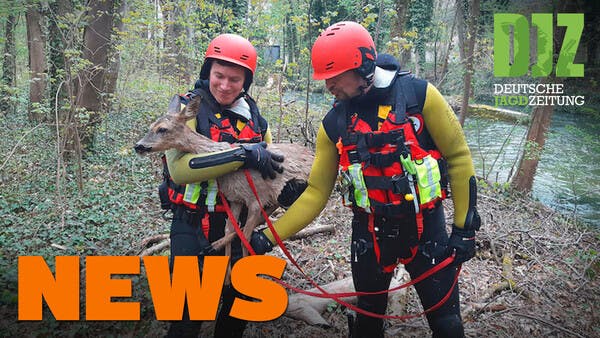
[225,97,251,120]
[373,66,396,88]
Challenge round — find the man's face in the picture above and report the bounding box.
[325,70,366,101]
[209,62,246,106]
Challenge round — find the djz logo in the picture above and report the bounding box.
[494,13,584,77]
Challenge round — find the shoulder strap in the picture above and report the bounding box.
[189,88,217,137]
[391,71,419,123]
[335,100,350,140]
[244,94,265,135]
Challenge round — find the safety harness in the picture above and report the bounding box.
[158,88,266,237]
[225,168,459,321]
[335,72,448,272]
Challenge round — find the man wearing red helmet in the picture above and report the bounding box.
[162,33,283,337]
[249,21,481,337]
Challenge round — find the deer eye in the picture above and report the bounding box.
[157,127,168,133]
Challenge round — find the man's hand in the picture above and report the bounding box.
[446,206,481,265]
[250,230,273,255]
[240,142,284,179]
[446,225,476,265]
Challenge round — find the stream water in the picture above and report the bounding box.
[464,109,600,227]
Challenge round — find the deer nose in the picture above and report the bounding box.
[134,143,151,154]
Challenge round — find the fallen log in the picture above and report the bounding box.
[468,104,529,124]
[139,239,170,257]
[289,224,335,240]
[446,96,529,124]
[140,233,169,247]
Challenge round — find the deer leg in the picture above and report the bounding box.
[208,205,279,253]
[209,232,236,252]
[242,203,283,256]
[223,202,242,285]
[241,205,261,257]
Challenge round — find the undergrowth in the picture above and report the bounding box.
[0,73,327,336]
[0,75,177,336]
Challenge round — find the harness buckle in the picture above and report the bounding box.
[383,225,401,238]
[420,240,447,265]
[390,174,411,195]
[348,150,360,163]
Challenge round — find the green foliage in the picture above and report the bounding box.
[407,0,433,69]
[477,178,511,196]
[522,139,543,161]
[0,69,173,334]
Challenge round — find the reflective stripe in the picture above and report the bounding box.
[206,179,218,212]
[183,183,201,204]
[407,174,420,214]
[414,155,442,204]
[348,163,370,211]
[182,180,219,210]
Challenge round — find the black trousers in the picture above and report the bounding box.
[166,206,248,338]
[350,205,464,338]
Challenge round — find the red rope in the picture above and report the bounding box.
[217,188,256,256]
[220,168,461,320]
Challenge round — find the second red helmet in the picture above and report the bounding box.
[311,21,377,81]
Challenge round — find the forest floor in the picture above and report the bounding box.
[238,189,600,338]
[2,187,599,338]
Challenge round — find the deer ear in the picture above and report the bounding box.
[183,95,201,120]
[167,95,183,115]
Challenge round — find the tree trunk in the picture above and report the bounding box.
[436,0,458,87]
[456,0,466,61]
[163,1,185,78]
[1,14,17,116]
[26,7,47,123]
[511,1,569,193]
[76,0,115,152]
[103,0,128,113]
[458,0,479,126]
[511,105,553,193]
[407,0,433,76]
[47,0,71,117]
[374,0,385,46]
[394,0,411,66]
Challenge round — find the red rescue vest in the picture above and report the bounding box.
[335,73,448,270]
[161,90,265,212]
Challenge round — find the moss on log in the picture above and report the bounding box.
[468,104,529,124]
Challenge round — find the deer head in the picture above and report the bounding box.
[134,94,200,155]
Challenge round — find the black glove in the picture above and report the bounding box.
[446,225,476,265]
[249,230,274,255]
[447,206,481,265]
[240,142,284,179]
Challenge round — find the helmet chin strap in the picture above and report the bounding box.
[359,69,375,94]
[357,76,374,97]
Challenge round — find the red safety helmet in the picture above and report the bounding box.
[199,34,257,90]
[311,21,377,81]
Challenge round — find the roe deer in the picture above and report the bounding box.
[134,94,314,260]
